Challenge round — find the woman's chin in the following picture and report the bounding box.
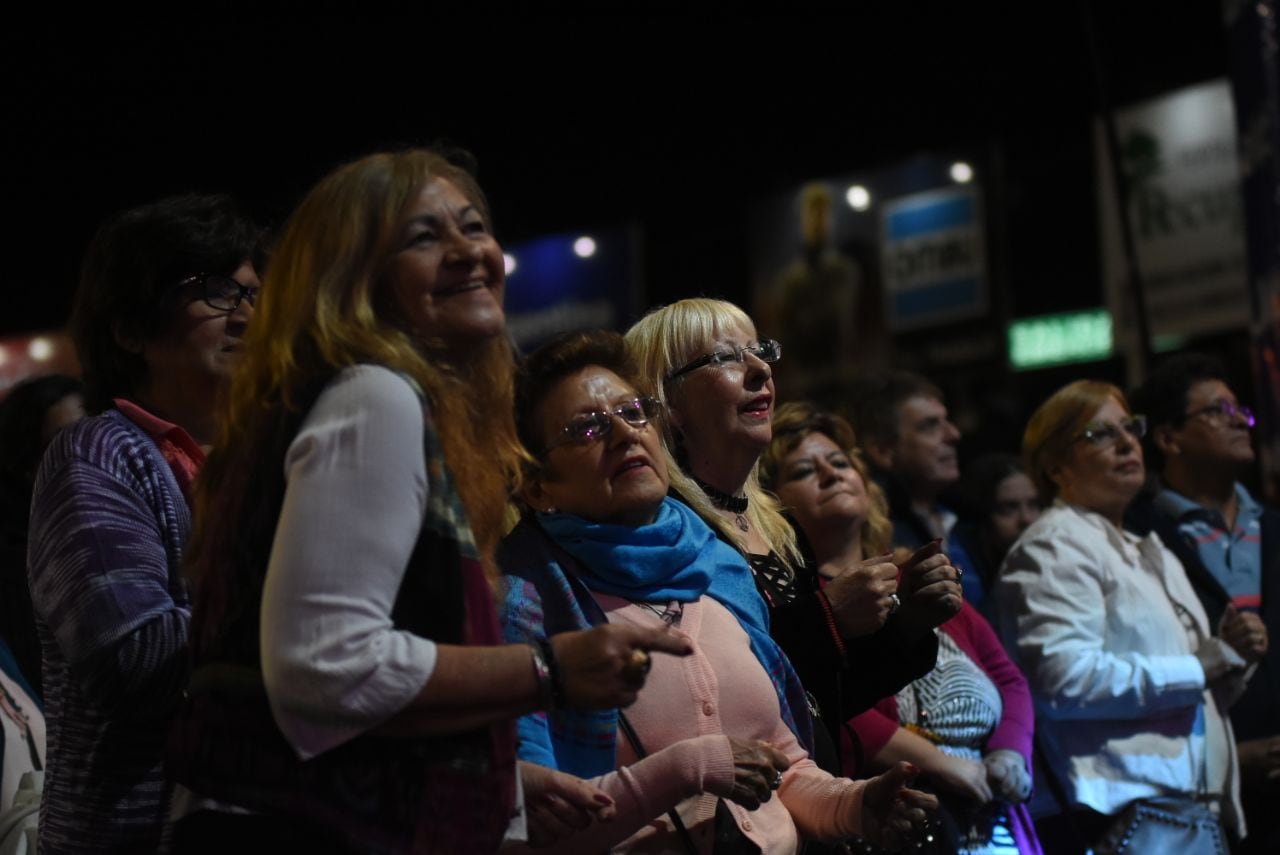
[608,501,666,527]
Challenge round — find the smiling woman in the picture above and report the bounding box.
[165,149,682,854]
[383,177,507,347]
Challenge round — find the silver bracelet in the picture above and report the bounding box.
[528,641,556,710]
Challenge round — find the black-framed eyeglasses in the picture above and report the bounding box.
[175,273,259,313]
[1185,401,1255,428]
[1074,415,1147,447]
[667,339,783,382]
[543,397,662,453]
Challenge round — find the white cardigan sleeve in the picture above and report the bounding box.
[997,517,1206,721]
[260,365,437,759]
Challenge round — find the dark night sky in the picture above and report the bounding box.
[2,3,1229,336]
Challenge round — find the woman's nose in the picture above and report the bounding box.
[742,350,772,384]
[607,413,646,445]
[227,293,254,330]
[444,232,483,264]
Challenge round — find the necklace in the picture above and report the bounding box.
[693,476,750,532]
[637,600,683,626]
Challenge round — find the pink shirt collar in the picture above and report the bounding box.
[113,398,206,499]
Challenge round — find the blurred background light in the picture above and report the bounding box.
[949,161,974,183]
[845,185,871,211]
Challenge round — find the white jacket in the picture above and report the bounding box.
[996,502,1244,834]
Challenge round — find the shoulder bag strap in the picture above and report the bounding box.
[617,710,700,855]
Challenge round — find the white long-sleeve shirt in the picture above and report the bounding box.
[995,502,1244,833]
[260,365,438,759]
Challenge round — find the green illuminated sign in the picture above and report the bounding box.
[1008,309,1113,371]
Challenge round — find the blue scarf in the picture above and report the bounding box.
[540,497,814,754]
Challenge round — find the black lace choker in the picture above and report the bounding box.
[693,477,749,514]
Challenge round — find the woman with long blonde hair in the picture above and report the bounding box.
[167,148,688,853]
[625,299,961,773]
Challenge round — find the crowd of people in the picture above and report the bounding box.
[0,146,1274,855]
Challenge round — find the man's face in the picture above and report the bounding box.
[1162,379,1255,473]
[891,395,961,496]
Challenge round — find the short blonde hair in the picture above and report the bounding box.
[1023,379,1128,501]
[625,298,801,568]
[761,401,893,558]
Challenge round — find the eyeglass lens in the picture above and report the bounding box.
[670,340,782,380]
[1202,402,1255,427]
[564,399,659,443]
[1082,416,1145,444]
[203,275,254,311]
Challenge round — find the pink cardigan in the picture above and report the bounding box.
[515,594,867,854]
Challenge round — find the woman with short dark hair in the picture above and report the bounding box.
[501,330,937,853]
[28,193,263,854]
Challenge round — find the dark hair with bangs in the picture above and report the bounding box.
[71,194,265,412]
[514,330,654,459]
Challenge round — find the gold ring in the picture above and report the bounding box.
[628,648,652,676]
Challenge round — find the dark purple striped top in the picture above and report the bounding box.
[28,408,192,854]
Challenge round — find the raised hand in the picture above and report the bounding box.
[551,623,692,710]
[824,553,901,639]
[1219,603,1268,663]
[894,540,963,638]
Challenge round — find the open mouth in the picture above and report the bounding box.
[434,280,488,298]
[613,457,651,478]
[743,395,772,417]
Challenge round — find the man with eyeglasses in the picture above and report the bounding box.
[1129,353,1278,855]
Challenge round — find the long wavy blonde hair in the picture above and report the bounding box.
[624,298,802,568]
[187,149,524,662]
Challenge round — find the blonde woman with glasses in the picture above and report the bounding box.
[625,299,962,776]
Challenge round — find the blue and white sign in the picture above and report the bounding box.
[880,186,987,331]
